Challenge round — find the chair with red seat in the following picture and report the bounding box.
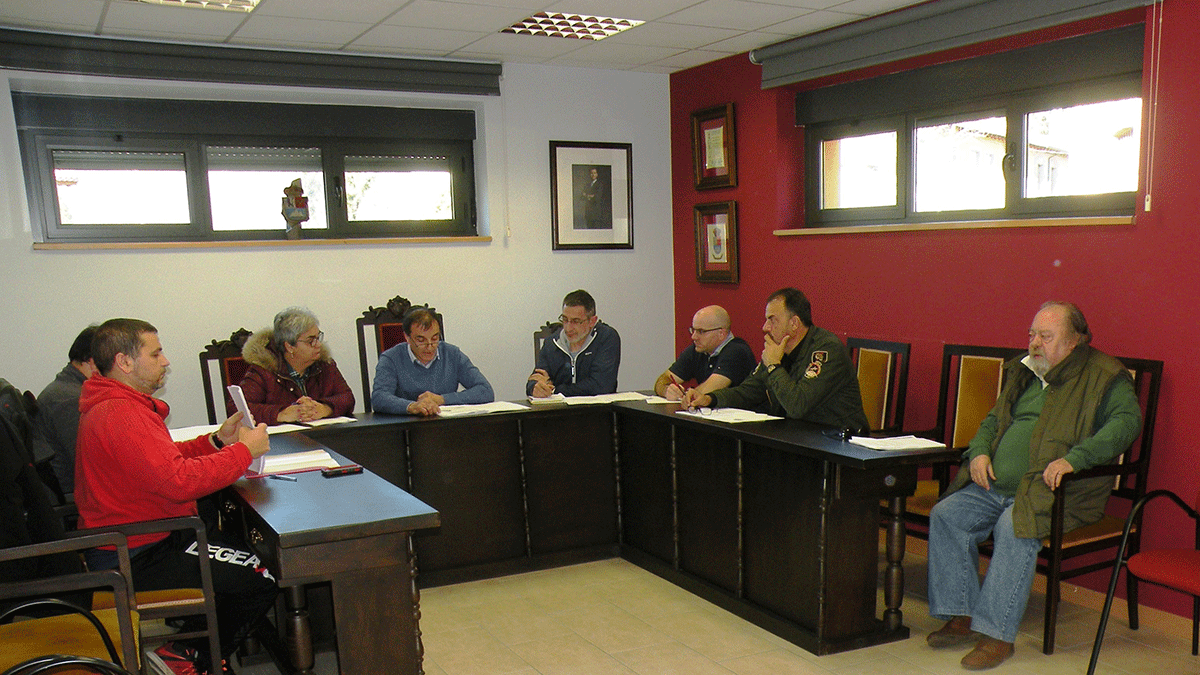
[356,296,442,413]
[1088,487,1200,674]
[198,328,253,425]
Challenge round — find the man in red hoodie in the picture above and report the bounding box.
[75,318,275,675]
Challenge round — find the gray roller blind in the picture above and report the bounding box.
[750,0,1153,90]
[0,27,501,96]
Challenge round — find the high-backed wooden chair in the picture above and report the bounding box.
[847,337,910,434]
[904,344,1025,536]
[198,328,253,425]
[357,296,442,413]
[1036,355,1162,654]
[532,321,562,367]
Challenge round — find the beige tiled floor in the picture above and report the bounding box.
[240,540,1200,675]
[415,549,1200,675]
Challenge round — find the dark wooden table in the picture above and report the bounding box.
[295,399,959,656]
[223,434,439,675]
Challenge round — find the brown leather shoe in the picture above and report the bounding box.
[927,616,980,648]
[960,636,1014,670]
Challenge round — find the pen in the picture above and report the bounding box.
[267,474,298,482]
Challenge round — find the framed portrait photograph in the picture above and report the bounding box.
[691,103,737,190]
[549,141,634,250]
[694,201,738,283]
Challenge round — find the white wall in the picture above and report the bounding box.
[0,62,674,426]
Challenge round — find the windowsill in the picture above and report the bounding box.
[774,215,1133,237]
[32,235,492,250]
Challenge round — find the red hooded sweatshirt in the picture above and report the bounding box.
[75,375,252,549]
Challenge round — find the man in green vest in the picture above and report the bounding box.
[925,301,1142,670]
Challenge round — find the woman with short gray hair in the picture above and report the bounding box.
[235,307,355,423]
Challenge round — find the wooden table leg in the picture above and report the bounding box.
[883,495,906,632]
[284,585,314,675]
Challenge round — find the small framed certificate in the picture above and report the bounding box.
[691,103,737,190]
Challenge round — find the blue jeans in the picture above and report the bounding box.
[927,482,1042,643]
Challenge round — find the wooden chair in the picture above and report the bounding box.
[198,328,253,425]
[904,344,1026,537]
[356,296,442,413]
[0,531,139,674]
[533,321,561,367]
[1036,355,1162,654]
[77,517,223,669]
[1088,487,1200,674]
[847,337,910,434]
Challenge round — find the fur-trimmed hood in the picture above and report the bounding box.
[242,328,334,372]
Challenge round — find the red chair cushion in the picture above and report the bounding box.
[1127,549,1200,596]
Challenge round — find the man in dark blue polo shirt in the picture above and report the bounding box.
[654,305,755,401]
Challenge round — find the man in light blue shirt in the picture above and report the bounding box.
[371,308,493,416]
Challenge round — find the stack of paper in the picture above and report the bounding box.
[304,416,357,427]
[438,401,531,417]
[563,392,648,405]
[674,408,782,424]
[248,449,340,476]
[849,435,947,451]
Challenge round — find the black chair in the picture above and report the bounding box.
[532,321,561,368]
[356,296,442,413]
[198,328,253,425]
[1036,355,1162,654]
[846,337,910,434]
[1088,488,1200,674]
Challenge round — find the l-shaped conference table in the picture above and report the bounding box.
[224,397,960,674]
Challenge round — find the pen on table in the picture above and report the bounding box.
[267,474,298,482]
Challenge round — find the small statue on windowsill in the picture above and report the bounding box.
[282,178,309,240]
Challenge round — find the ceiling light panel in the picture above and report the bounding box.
[502,12,644,41]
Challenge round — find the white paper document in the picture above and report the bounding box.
[528,393,567,405]
[226,385,257,427]
[303,416,357,427]
[643,396,674,404]
[849,435,947,451]
[248,448,340,476]
[674,408,782,424]
[438,401,531,417]
[563,392,648,405]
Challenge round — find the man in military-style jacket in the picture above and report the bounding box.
[682,288,868,432]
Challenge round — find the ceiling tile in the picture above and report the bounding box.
[352,24,487,53]
[383,0,530,32]
[598,22,742,50]
[538,0,697,23]
[763,9,861,36]
[251,0,399,24]
[461,30,589,59]
[102,1,246,39]
[661,0,806,32]
[232,14,374,46]
[0,0,105,33]
[695,30,794,55]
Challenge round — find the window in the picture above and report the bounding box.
[799,25,1143,228]
[14,95,478,243]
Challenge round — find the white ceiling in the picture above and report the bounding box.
[0,0,927,74]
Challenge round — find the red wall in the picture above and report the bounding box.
[670,3,1200,618]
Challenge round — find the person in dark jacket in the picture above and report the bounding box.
[236,307,355,424]
[682,288,868,431]
[32,325,98,497]
[924,301,1141,670]
[527,289,621,397]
